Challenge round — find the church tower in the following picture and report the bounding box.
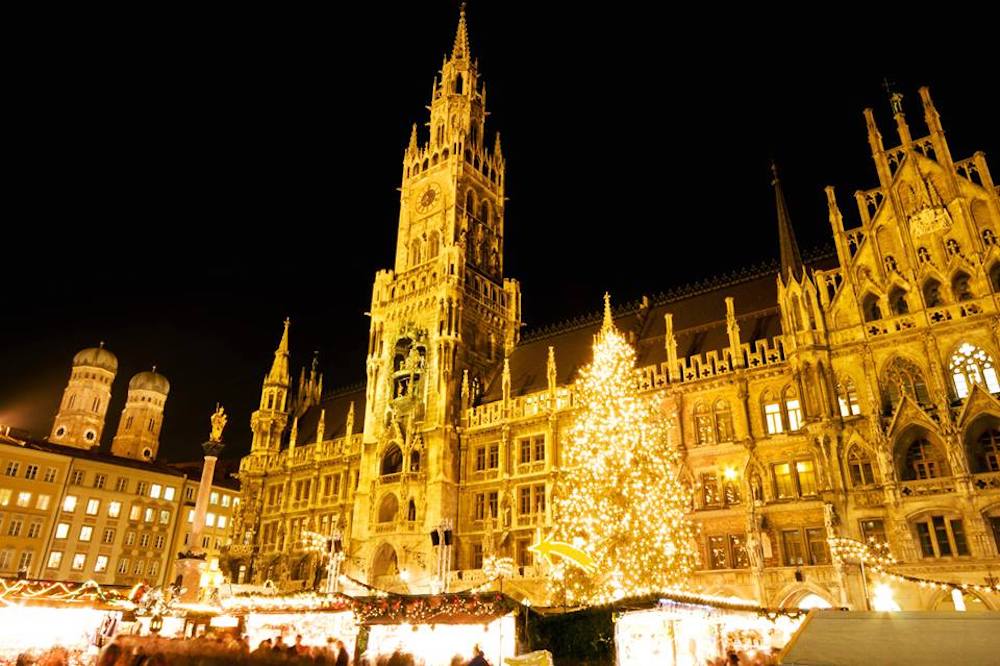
[356,5,521,579]
[50,344,118,448]
[110,368,170,461]
[250,318,292,455]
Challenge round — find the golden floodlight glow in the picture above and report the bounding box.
[550,296,699,605]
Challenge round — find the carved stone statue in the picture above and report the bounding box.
[209,404,227,442]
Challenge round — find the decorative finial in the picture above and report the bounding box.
[209,404,227,443]
[151,364,157,374]
[882,77,904,115]
[602,292,614,332]
[452,1,471,60]
[99,341,105,349]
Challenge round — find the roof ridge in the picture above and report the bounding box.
[519,245,834,344]
[319,381,367,401]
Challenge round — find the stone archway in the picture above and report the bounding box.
[371,542,399,581]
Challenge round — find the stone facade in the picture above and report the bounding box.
[232,9,1000,610]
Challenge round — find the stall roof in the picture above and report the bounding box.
[354,592,519,626]
[779,610,1000,665]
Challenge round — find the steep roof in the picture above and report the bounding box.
[294,384,367,445]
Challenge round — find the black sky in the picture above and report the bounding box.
[2,4,996,460]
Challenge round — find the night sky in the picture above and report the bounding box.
[2,4,995,461]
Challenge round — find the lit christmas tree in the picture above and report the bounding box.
[550,294,699,605]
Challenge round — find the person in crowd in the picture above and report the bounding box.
[335,639,350,666]
[467,644,490,666]
[252,638,274,656]
[294,634,309,656]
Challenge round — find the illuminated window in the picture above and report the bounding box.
[16,492,31,507]
[71,553,86,570]
[143,508,154,523]
[206,513,216,527]
[950,343,1000,399]
[914,515,969,558]
[55,522,70,539]
[35,494,50,510]
[85,498,100,515]
[860,519,886,545]
[764,400,783,435]
[108,501,121,518]
[94,555,109,573]
[217,515,227,529]
[221,494,231,507]
[837,379,862,417]
[187,509,194,523]
[63,495,78,512]
[773,463,796,499]
[150,484,162,499]
[159,510,170,525]
[210,492,219,505]
[0,489,10,506]
[79,526,93,542]
[785,388,803,431]
[694,402,714,445]
[701,473,721,507]
[163,487,175,501]
[708,534,749,570]
[47,552,63,569]
[796,460,817,496]
[129,504,141,521]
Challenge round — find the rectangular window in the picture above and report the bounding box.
[71,553,86,570]
[125,531,136,546]
[164,486,175,501]
[47,552,63,569]
[0,489,10,506]
[17,551,33,572]
[79,525,93,542]
[150,484,162,499]
[140,533,150,548]
[27,522,42,539]
[63,495,78,512]
[202,536,210,548]
[149,561,159,577]
[950,519,969,556]
[474,494,485,520]
[786,399,803,431]
[210,492,219,505]
[8,519,23,537]
[159,510,170,525]
[708,535,729,569]
[6,461,20,477]
[117,558,129,574]
[86,498,100,515]
[516,538,533,567]
[860,519,886,545]
[217,515,227,529]
[472,543,483,569]
[103,528,116,545]
[488,491,498,519]
[134,560,145,575]
[206,512,216,527]
[764,403,784,435]
[221,494,231,507]
[136,482,147,496]
[44,468,58,483]
[108,501,122,518]
[0,550,11,570]
[144,508,154,523]
[16,491,31,507]
[534,435,545,462]
[932,516,952,556]
[782,529,806,566]
[849,459,876,486]
[36,494,51,511]
[806,528,830,565]
[730,534,749,568]
[115,477,128,493]
[534,484,546,514]
[519,487,531,515]
[129,504,141,521]
[93,474,106,489]
[773,464,795,499]
[796,460,818,496]
[519,438,531,465]
[25,465,39,480]
[488,444,500,469]
[701,473,721,507]
[71,470,84,485]
[185,486,195,501]
[94,555,109,573]
[475,447,486,471]
[187,509,195,523]
[154,535,164,549]
[55,522,70,539]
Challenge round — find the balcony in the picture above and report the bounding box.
[900,476,956,497]
[972,471,1000,491]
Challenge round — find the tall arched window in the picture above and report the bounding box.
[427,231,440,259]
[381,445,403,476]
[923,278,943,307]
[847,446,877,486]
[784,386,803,431]
[378,494,399,523]
[410,239,422,267]
[888,286,909,315]
[862,293,882,322]
[762,390,783,435]
[480,201,491,226]
[952,271,974,301]
[882,357,931,412]
[465,190,475,214]
[837,378,862,417]
[714,400,735,443]
[904,439,947,480]
[410,450,421,473]
[949,343,1000,398]
[991,263,1000,292]
[694,402,713,446]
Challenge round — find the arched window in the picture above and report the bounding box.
[945,239,961,256]
[714,399,734,443]
[882,357,931,412]
[422,158,429,171]
[407,499,416,521]
[412,161,420,175]
[67,395,75,409]
[884,255,898,273]
[904,439,947,480]
[454,73,463,94]
[784,386,803,431]
[990,263,1000,292]
[378,494,398,523]
[480,201,491,226]
[125,416,133,431]
[861,293,882,322]
[917,246,932,264]
[763,390,783,435]
[410,450,421,473]
[847,446,877,486]
[837,378,862,417]
[977,428,1000,472]
[427,231,440,260]
[465,189,475,214]
[694,402,713,446]
[888,286,909,315]
[381,445,403,476]
[923,278,943,307]
[952,271,974,301]
[790,295,804,330]
[410,239,422,267]
[949,342,1000,398]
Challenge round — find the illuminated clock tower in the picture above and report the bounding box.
[354,5,521,583]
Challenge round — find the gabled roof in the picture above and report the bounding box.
[295,384,367,445]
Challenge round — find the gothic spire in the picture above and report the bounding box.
[771,163,803,282]
[452,2,470,61]
[268,318,291,386]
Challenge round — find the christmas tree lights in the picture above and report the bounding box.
[550,295,699,605]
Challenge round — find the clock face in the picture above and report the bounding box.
[416,183,440,214]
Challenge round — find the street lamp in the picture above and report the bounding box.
[429,520,454,593]
[302,529,345,595]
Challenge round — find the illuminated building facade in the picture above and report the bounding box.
[232,8,1000,610]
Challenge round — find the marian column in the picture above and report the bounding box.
[177,405,227,603]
